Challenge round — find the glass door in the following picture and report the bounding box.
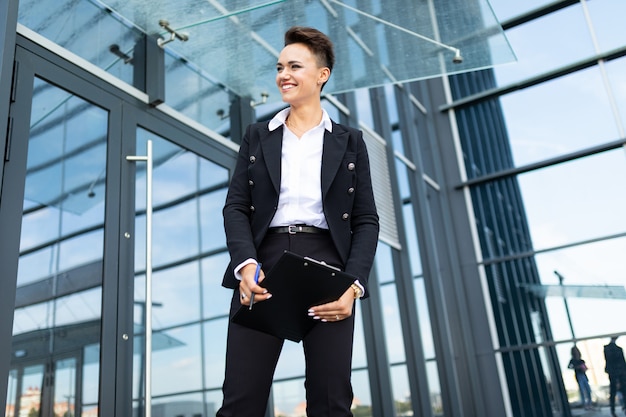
[127,125,232,417]
[4,71,109,417]
[0,37,235,417]
[6,355,81,417]
[2,40,235,417]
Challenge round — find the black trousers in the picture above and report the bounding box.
[608,372,626,412]
[216,232,356,417]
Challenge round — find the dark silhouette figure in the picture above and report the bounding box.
[568,345,592,409]
[604,336,626,416]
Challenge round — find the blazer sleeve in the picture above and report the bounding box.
[342,129,379,296]
[222,124,259,287]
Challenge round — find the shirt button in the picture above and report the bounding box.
[347,187,355,194]
[249,155,256,163]
[250,205,255,212]
[347,162,355,171]
[342,213,349,220]
[248,180,254,187]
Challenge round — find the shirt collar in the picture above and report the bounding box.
[268,107,333,133]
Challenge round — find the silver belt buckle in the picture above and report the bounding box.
[288,225,299,234]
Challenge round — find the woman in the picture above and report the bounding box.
[216,26,379,417]
[568,345,593,410]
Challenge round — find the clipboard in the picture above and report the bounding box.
[232,251,356,342]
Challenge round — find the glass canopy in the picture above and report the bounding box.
[98,0,515,104]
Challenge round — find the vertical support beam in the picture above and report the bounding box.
[0,0,18,187]
[405,75,509,417]
[229,95,255,145]
[396,81,463,416]
[370,86,433,417]
[133,35,164,107]
[0,1,19,413]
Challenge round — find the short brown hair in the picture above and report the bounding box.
[284,26,335,74]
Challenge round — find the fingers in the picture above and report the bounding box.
[308,296,354,322]
[238,280,271,306]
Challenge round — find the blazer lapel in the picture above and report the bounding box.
[260,125,284,194]
[321,123,350,198]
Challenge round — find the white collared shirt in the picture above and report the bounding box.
[268,107,332,229]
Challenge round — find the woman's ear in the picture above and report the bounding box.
[318,67,330,85]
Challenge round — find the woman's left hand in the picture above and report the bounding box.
[308,287,356,322]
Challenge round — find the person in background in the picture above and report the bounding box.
[568,345,593,409]
[604,336,626,417]
[216,26,379,417]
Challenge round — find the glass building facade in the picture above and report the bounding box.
[1,1,625,417]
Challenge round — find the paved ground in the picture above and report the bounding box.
[571,406,626,416]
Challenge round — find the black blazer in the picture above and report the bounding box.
[222,120,379,296]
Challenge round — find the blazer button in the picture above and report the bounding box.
[250,205,255,212]
[347,162,355,171]
[249,155,256,163]
[248,180,254,187]
[342,213,349,220]
[347,187,355,195]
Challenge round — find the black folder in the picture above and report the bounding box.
[232,251,356,342]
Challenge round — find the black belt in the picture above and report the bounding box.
[267,225,329,235]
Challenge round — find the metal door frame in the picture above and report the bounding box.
[1,33,237,417]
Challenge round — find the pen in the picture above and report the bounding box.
[249,262,262,310]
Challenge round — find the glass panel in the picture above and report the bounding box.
[273,341,305,381]
[201,254,232,319]
[5,369,18,417]
[381,283,406,363]
[555,337,615,411]
[18,0,142,85]
[18,365,45,417]
[606,57,626,134]
[351,369,373,416]
[11,77,107,417]
[402,205,423,277]
[493,5,595,86]
[352,306,368,369]
[534,237,626,341]
[272,378,306,417]
[202,320,228,389]
[151,392,206,416]
[164,52,232,135]
[132,128,230,414]
[586,0,626,53]
[488,0,559,22]
[82,344,100,415]
[415,278,435,360]
[425,360,443,415]
[390,364,411,415]
[54,357,77,417]
[502,68,621,167]
[99,0,513,103]
[519,150,626,249]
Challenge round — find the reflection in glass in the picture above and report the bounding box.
[132,128,230,415]
[381,283,406,363]
[502,68,619,167]
[390,364,412,415]
[5,369,17,417]
[10,77,107,417]
[53,358,77,417]
[519,150,626,250]
[100,0,514,103]
[18,0,142,85]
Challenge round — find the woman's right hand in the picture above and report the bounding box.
[239,263,271,306]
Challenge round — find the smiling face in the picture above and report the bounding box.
[276,43,330,107]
